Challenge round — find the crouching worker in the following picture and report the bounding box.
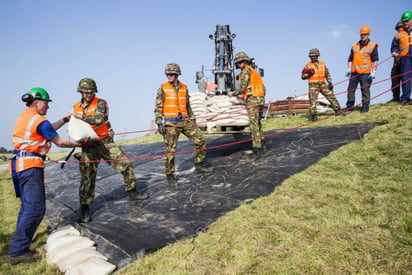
[70,78,149,223]
[8,87,84,265]
[154,63,213,187]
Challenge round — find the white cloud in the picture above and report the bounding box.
[328,24,352,39]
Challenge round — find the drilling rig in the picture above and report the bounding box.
[192,24,264,138]
[196,24,264,95]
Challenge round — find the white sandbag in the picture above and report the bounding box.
[47,238,96,264]
[190,91,207,99]
[65,256,116,275]
[67,116,99,143]
[56,247,107,273]
[47,225,80,245]
[47,236,95,264]
[46,235,84,252]
[229,97,246,105]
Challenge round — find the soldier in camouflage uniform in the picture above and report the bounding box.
[301,48,341,121]
[154,63,213,186]
[228,52,266,155]
[70,78,148,223]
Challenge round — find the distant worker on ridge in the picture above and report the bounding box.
[391,10,412,105]
[154,63,213,187]
[228,51,266,155]
[345,25,379,113]
[389,21,404,102]
[301,48,341,121]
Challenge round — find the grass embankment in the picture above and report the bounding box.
[1,102,411,274]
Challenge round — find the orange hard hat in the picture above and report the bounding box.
[359,25,371,34]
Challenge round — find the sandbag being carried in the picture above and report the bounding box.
[67,116,99,142]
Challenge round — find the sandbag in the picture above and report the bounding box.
[55,247,107,272]
[47,225,80,244]
[47,236,95,263]
[65,256,116,275]
[67,116,99,142]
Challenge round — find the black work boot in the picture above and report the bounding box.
[166,174,178,187]
[128,189,149,200]
[79,204,91,223]
[195,162,213,174]
[310,114,318,121]
[8,251,40,265]
[335,109,346,116]
[253,147,264,156]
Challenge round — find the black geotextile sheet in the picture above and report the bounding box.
[44,122,381,269]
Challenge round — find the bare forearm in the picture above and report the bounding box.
[52,135,81,148]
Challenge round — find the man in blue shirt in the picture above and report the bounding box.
[8,87,83,265]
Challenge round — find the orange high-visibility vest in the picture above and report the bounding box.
[73,97,110,140]
[398,29,412,57]
[241,65,265,100]
[307,61,326,83]
[351,41,377,74]
[162,82,189,118]
[11,108,51,172]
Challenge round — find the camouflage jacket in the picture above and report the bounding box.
[154,81,194,125]
[76,97,109,126]
[232,67,251,97]
[233,67,266,98]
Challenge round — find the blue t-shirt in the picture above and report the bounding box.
[37,120,58,141]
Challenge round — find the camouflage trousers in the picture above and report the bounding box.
[308,83,341,115]
[246,96,265,149]
[163,119,206,175]
[79,136,136,205]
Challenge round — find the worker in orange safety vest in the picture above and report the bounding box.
[345,25,379,113]
[8,87,82,265]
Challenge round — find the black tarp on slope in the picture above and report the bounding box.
[44,123,380,269]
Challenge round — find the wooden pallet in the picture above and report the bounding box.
[266,99,310,117]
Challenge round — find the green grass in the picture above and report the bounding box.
[1,102,411,274]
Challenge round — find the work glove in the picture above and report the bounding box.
[62,115,71,123]
[368,71,376,81]
[345,70,351,78]
[157,123,166,136]
[80,137,91,147]
[328,83,334,91]
[301,68,314,80]
[73,152,82,161]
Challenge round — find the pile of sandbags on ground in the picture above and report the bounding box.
[190,92,249,133]
[46,225,116,275]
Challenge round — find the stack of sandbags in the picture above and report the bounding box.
[46,225,116,275]
[189,91,208,128]
[205,95,249,132]
[189,92,250,133]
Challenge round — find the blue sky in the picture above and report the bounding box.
[0,0,409,150]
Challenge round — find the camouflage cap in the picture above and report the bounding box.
[234,52,250,64]
[77,78,97,93]
[164,63,181,75]
[308,48,320,57]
